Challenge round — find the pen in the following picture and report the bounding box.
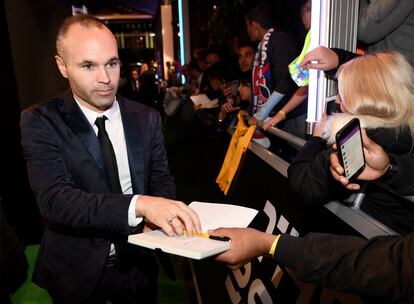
[194,233,230,242]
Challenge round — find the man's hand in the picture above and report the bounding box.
[135,195,201,236]
[221,101,240,114]
[330,129,390,190]
[209,228,276,269]
[300,46,339,71]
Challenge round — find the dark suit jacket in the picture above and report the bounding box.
[119,80,140,102]
[20,91,175,303]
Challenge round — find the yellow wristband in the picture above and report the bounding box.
[268,235,281,258]
[278,110,286,120]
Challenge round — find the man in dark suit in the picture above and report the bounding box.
[119,68,140,102]
[20,15,200,304]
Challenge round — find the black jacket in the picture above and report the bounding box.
[288,113,414,234]
[20,92,174,303]
[275,231,414,303]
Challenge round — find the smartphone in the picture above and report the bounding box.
[335,118,365,181]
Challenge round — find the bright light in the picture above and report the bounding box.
[149,33,156,37]
[178,0,185,66]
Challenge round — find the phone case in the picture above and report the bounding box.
[335,118,365,181]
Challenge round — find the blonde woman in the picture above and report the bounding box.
[288,51,414,235]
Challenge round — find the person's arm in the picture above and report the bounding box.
[218,101,240,123]
[288,138,348,204]
[20,109,132,233]
[287,116,349,204]
[253,91,284,121]
[358,0,414,44]
[384,153,414,195]
[263,86,308,130]
[275,232,413,302]
[20,108,200,237]
[330,128,414,198]
[211,227,413,302]
[300,46,358,76]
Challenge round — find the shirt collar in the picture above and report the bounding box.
[74,97,120,127]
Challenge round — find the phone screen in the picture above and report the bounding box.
[337,119,365,180]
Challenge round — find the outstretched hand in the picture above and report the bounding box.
[209,227,276,269]
[300,46,339,71]
[221,101,240,114]
[135,195,201,236]
[329,129,390,190]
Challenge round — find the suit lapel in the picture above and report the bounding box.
[118,98,145,194]
[60,91,107,176]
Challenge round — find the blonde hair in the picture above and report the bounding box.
[337,51,414,134]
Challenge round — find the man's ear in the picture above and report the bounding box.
[55,55,68,78]
[250,21,260,37]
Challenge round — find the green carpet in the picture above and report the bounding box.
[11,245,192,304]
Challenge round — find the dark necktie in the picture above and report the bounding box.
[95,116,123,193]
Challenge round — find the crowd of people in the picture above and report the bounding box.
[4,0,414,303]
[119,1,312,148]
[212,47,414,303]
[114,0,414,302]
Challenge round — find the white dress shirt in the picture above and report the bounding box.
[75,98,142,254]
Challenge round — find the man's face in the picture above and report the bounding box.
[206,53,221,68]
[56,24,120,113]
[197,58,208,72]
[246,19,260,42]
[300,0,312,30]
[238,46,254,72]
[238,83,251,101]
[209,78,223,91]
[131,70,139,80]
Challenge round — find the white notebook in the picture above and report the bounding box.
[128,201,258,260]
[190,94,219,109]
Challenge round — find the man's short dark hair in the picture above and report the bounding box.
[239,40,256,51]
[246,1,274,30]
[205,45,223,60]
[206,63,227,83]
[56,15,109,57]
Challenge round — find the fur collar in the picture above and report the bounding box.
[322,113,398,144]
